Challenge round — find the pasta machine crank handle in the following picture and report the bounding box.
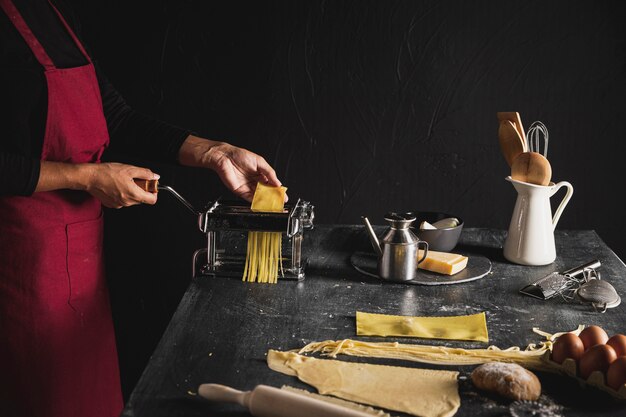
[133,179,199,215]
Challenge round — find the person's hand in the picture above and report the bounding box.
[178,135,286,202]
[85,163,159,208]
[206,143,284,202]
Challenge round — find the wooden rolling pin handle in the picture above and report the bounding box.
[198,384,247,407]
[198,384,373,417]
[133,179,159,193]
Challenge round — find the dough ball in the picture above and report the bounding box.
[471,362,541,401]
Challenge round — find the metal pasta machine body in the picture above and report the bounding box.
[157,184,315,280]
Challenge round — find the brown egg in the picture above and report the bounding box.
[579,325,609,350]
[551,333,585,364]
[607,334,626,357]
[579,344,617,380]
[606,356,626,391]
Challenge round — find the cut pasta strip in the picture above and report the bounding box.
[243,182,287,283]
[295,327,585,371]
[297,339,549,370]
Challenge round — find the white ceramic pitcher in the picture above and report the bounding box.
[503,176,574,266]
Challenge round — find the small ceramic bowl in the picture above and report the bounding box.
[408,211,464,252]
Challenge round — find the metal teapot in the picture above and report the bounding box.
[362,213,429,282]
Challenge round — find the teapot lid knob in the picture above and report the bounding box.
[384,212,416,228]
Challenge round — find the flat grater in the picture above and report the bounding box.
[519,260,601,300]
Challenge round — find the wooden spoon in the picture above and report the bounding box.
[511,152,552,186]
[498,119,527,167]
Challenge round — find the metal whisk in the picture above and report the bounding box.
[526,121,549,157]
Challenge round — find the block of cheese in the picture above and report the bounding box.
[418,250,468,275]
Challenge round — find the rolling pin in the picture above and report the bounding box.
[198,383,373,417]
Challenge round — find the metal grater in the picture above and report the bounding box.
[519,260,601,300]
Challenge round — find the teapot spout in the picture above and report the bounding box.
[362,216,383,256]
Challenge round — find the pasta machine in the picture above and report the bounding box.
[138,180,315,280]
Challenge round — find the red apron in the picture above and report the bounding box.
[0,1,123,416]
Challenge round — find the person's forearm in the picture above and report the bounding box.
[35,161,159,208]
[176,134,282,201]
[177,135,224,168]
[35,161,93,192]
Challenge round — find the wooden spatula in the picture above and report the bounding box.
[497,112,527,144]
[498,119,527,167]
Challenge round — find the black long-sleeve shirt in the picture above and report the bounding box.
[0,0,191,196]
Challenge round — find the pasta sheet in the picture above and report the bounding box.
[356,311,489,342]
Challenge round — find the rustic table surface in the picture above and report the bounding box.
[122,226,626,417]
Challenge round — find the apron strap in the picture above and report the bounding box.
[0,0,55,69]
[47,0,92,64]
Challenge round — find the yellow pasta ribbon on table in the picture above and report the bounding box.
[356,311,489,343]
[295,326,585,372]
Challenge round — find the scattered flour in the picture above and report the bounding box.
[509,395,565,417]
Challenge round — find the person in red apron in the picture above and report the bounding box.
[0,1,283,416]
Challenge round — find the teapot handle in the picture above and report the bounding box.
[550,181,574,231]
[416,241,429,265]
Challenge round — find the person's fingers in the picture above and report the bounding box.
[133,192,158,205]
[240,191,254,203]
[230,181,256,202]
[256,158,281,186]
[254,158,287,201]
[143,193,158,205]
[125,166,159,204]
[128,166,160,180]
[252,162,288,203]
[127,188,158,205]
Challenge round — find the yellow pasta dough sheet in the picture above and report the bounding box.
[356,311,489,343]
[268,350,460,417]
[244,182,287,283]
[250,182,287,212]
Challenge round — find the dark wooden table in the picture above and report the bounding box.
[122,226,626,417]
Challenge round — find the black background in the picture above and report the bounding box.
[69,0,626,399]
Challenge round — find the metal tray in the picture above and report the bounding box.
[350,251,492,285]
